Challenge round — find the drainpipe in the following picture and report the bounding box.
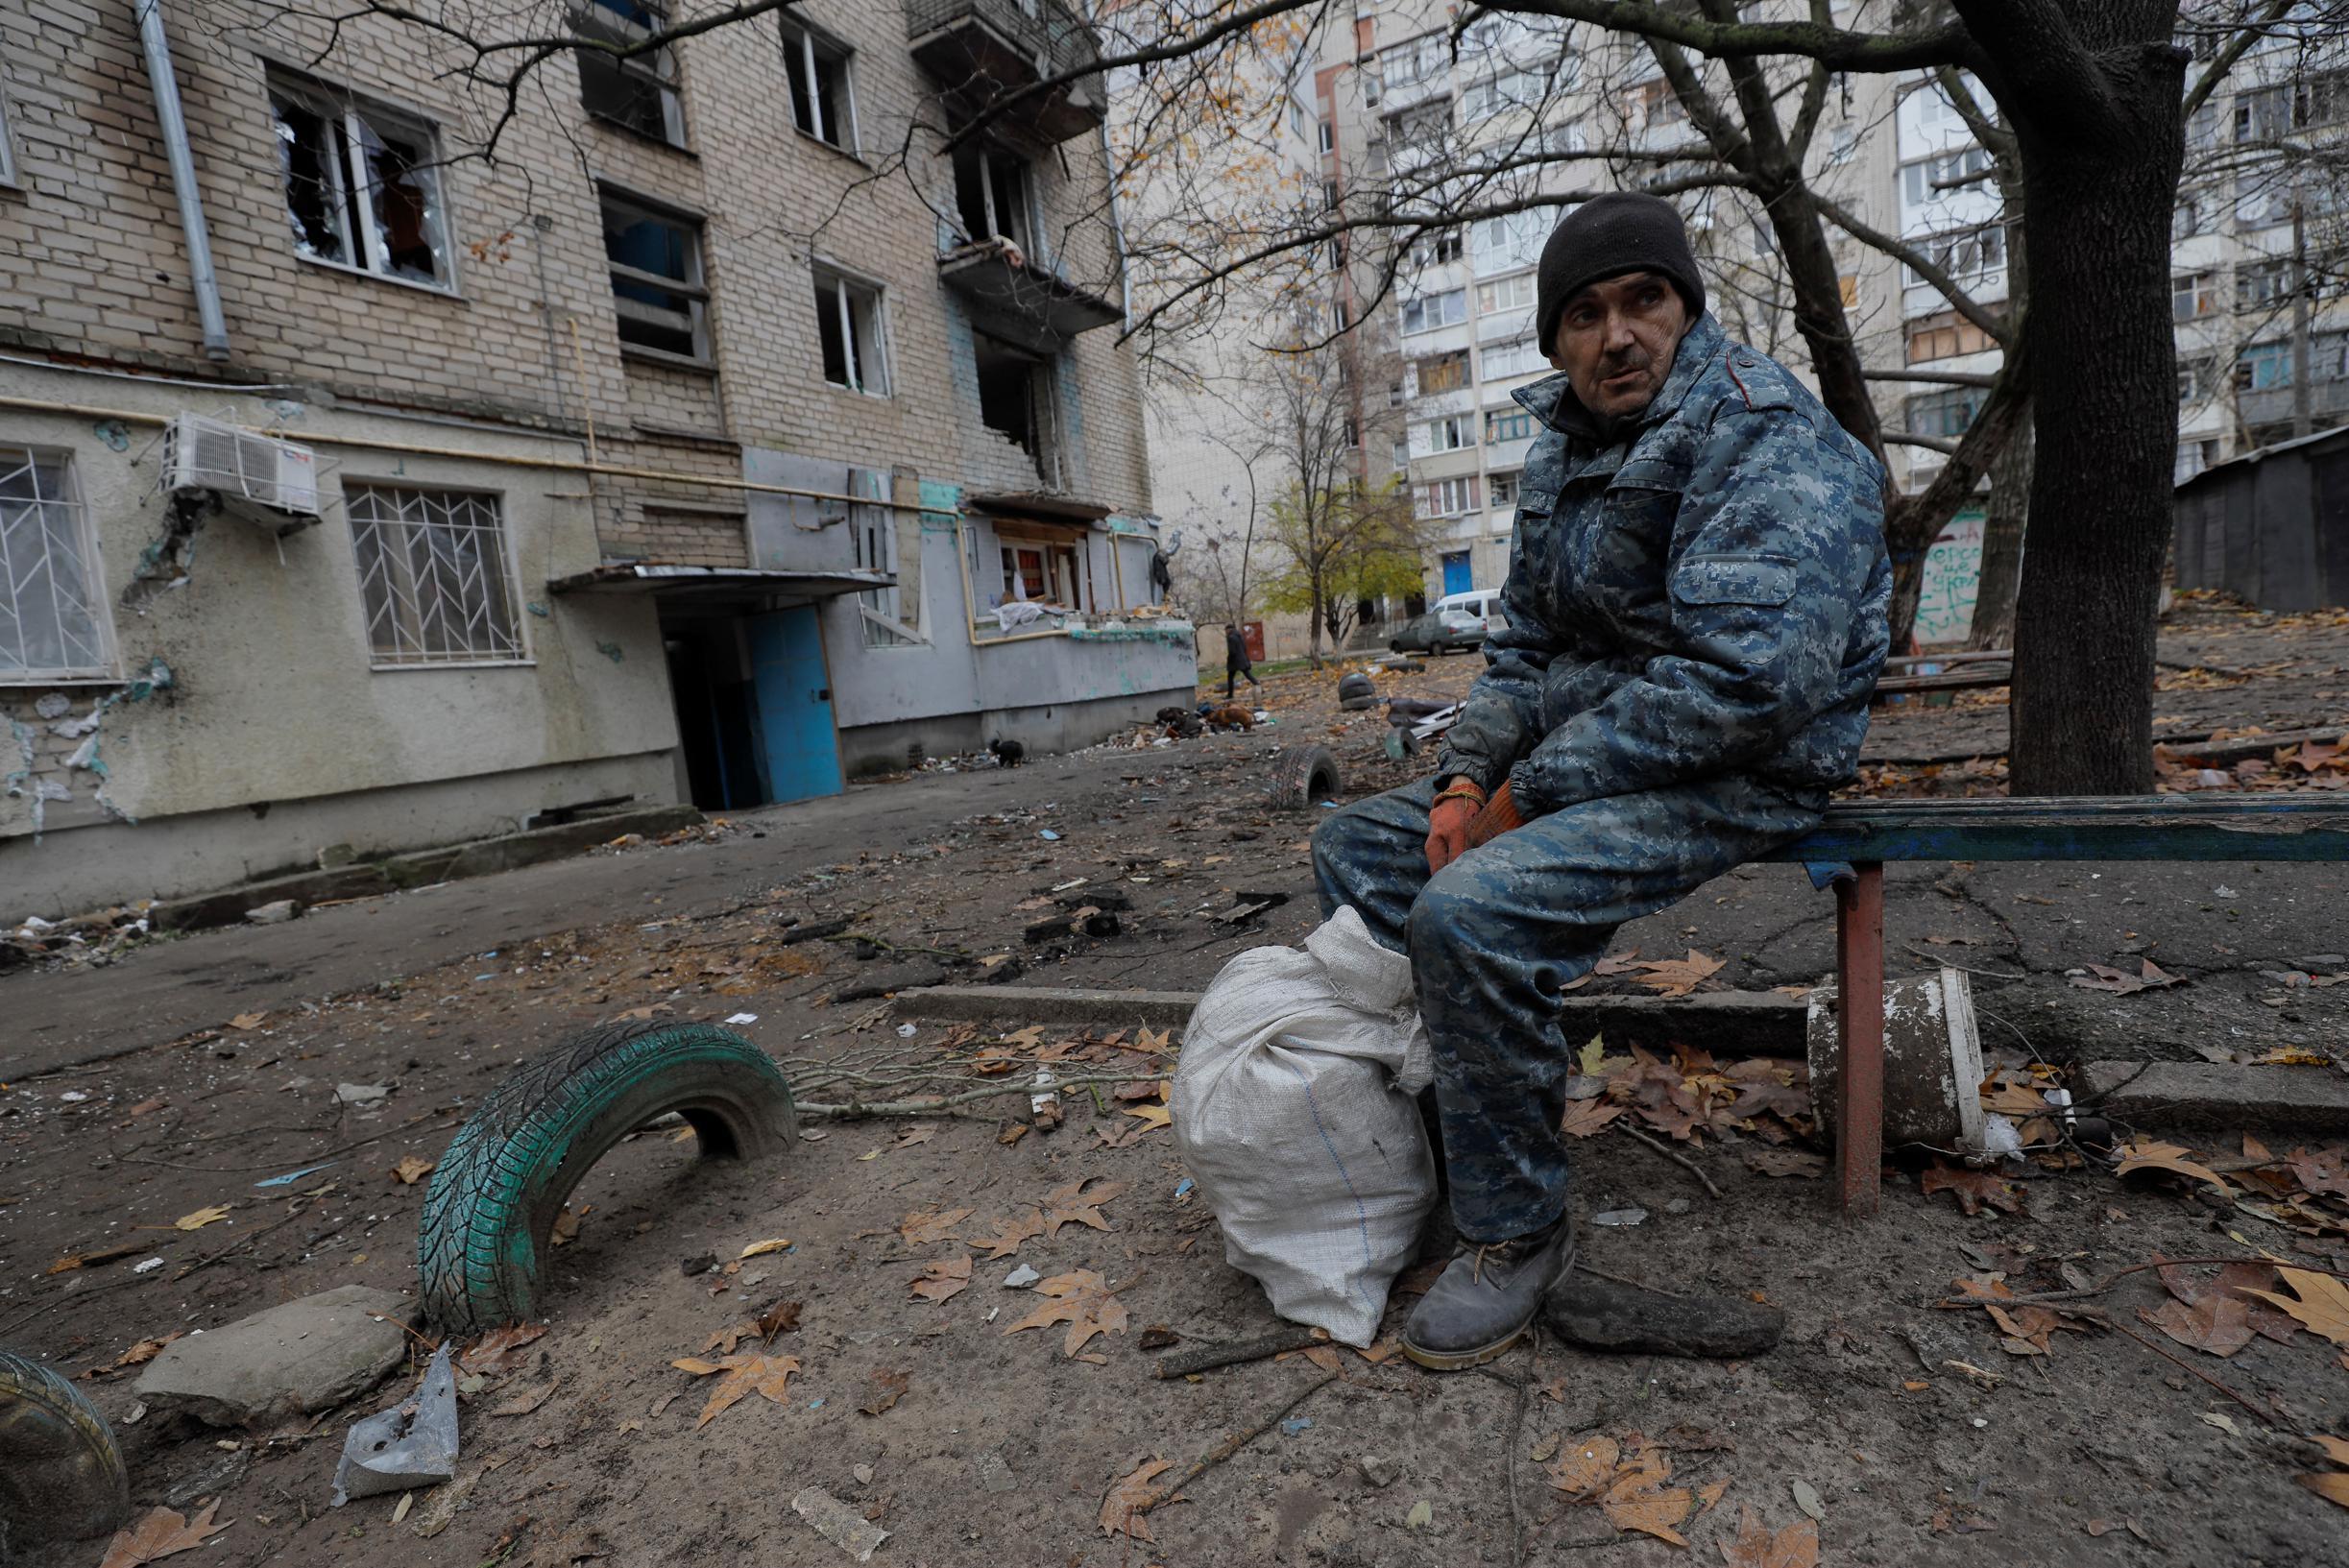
[135,0,230,361]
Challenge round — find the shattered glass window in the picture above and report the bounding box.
[347,486,524,666]
[0,448,111,683]
[602,192,709,360]
[783,22,856,151]
[575,0,686,146]
[269,70,450,288]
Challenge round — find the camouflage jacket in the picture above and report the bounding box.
[1436,313,1891,812]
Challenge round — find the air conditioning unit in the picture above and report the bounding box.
[162,414,321,535]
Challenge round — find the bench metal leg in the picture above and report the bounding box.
[1834,861,1885,1217]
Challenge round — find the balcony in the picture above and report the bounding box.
[905,0,1104,146]
[2238,376,2349,432]
[939,236,1121,354]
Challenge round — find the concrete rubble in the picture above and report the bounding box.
[133,1285,414,1428]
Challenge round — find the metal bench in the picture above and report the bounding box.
[1761,795,2349,1216]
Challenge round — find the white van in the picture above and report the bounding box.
[1434,589,1507,639]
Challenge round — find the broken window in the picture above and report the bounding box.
[574,0,686,146]
[0,84,18,187]
[954,142,1032,250]
[782,20,858,152]
[974,332,1055,475]
[1415,350,1469,394]
[0,447,111,683]
[2172,271,2219,322]
[269,69,449,286]
[847,469,908,646]
[813,267,888,395]
[999,539,1082,608]
[1903,309,1994,363]
[348,485,524,666]
[601,190,710,361]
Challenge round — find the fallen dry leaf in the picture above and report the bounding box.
[1003,1268,1128,1356]
[98,1502,231,1567]
[911,1252,973,1304]
[2286,1147,2349,1200]
[488,1381,555,1417]
[972,1209,1045,1260]
[1601,1449,1692,1546]
[2300,1473,2349,1510]
[108,1333,182,1370]
[47,1241,146,1275]
[1719,1507,1820,1568]
[548,1206,583,1247]
[2115,1141,2233,1197]
[858,1368,908,1416]
[1628,949,1725,999]
[1042,1177,1126,1239]
[1100,1457,1180,1542]
[173,1205,230,1232]
[1547,1434,1621,1497]
[668,1352,800,1428]
[2311,1435,2349,1468]
[228,1012,267,1031]
[1124,1102,1173,1133]
[1560,1098,1626,1139]
[459,1322,547,1376]
[899,1208,973,1247]
[1920,1164,2022,1216]
[389,1155,434,1185]
[739,1237,792,1259]
[2070,958,2185,995]
[2240,1267,2349,1347]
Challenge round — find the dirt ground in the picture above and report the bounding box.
[5,599,2349,1567]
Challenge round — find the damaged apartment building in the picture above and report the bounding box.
[0,0,1191,918]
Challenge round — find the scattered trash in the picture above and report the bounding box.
[791,1485,890,1563]
[1592,1208,1649,1228]
[331,1343,457,1507]
[725,1012,760,1025]
[60,1090,89,1103]
[254,1161,336,1189]
[1981,1114,2023,1158]
[1003,1263,1040,1289]
[132,1258,163,1274]
[244,900,301,925]
[1174,1177,1196,1201]
[1039,829,1061,841]
[1280,1415,1314,1435]
[896,1023,918,1038]
[334,1083,389,1107]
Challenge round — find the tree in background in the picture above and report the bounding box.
[1260,474,1426,659]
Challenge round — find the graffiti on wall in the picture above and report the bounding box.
[1913,509,1986,648]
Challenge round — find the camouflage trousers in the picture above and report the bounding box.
[1311,773,1821,1242]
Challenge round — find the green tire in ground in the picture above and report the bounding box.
[0,1346,130,1547]
[417,1020,798,1335]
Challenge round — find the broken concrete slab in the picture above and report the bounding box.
[2077,1059,2349,1133]
[150,805,704,933]
[894,983,1808,1055]
[133,1285,413,1427]
[833,959,950,1003]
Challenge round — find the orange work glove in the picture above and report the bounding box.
[1425,778,1486,874]
[1465,781,1527,850]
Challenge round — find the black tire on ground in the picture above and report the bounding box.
[1268,744,1344,809]
[0,1346,129,1545]
[417,1021,798,1334]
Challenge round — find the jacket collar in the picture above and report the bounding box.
[1513,312,1726,444]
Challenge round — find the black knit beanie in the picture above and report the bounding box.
[1534,193,1707,352]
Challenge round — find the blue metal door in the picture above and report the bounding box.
[1441,550,1473,596]
[746,607,843,803]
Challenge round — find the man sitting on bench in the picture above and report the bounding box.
[1311,195,1892,1370]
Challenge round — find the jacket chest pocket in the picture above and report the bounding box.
[1586,467,1680,596]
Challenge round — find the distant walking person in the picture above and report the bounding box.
[1223,622,1264,700]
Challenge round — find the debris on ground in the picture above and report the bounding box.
[331,1343,457,1506]
[134,1286,412,1428]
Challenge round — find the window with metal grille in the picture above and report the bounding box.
[574,0,686,146]
[601,189,710,361]
[268,68,450,286]
[0,448,111,683]
[346,486,525,666]
[781,19,858,152]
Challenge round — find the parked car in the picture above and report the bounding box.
[1389,607,1486,655]
[1434,589,1509,639]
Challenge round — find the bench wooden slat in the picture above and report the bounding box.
[1765,794,2349,863]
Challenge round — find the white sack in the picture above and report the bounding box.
[1172,906,1437,1347]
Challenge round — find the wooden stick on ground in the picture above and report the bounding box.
[1150,1325,1323,1380]
[1139,1369,1338,1513]
[1614,1122,1724,1199]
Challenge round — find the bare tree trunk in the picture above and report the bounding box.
[1964,0,2186,795]
[1968,398,2032,651]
